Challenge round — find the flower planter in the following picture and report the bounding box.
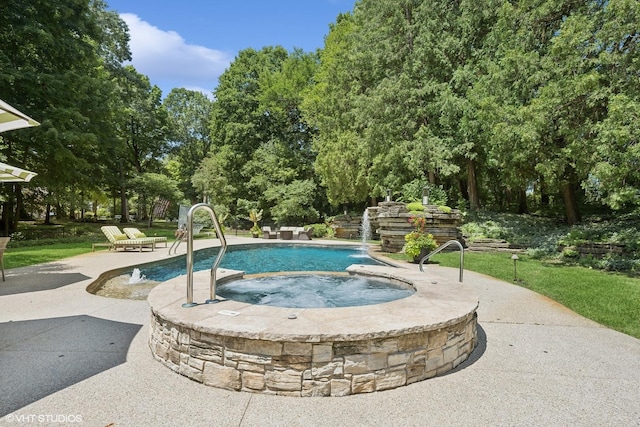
[412,247,431,263]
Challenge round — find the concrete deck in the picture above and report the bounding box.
[1,236,639,426]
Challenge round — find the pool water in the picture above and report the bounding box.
[217,274,414,308]
[138,244,387,282]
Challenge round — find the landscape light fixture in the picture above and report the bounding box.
[422,186,430,206]
[511,254,519,281]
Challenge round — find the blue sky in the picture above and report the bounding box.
[106,0,356,96]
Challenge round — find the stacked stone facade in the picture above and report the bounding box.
[149,311,477,397]
[375,202,463,253]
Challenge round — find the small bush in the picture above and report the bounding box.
[308,223,333,238]
[561,247,580,258]
[402,216,437,259]
[406,202,425,212]
[403,231,437,259]
[594,254,640,272]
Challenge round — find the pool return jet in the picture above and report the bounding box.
[183,203,227,307]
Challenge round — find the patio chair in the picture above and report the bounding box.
[297,226,314,240]
[123,227,168,248]
[0,237,9,281]
[100,226,156,252]
[262,226,277,239]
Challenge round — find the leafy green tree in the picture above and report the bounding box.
[478,0,638,223]
[264,179,319,225]
[208,47,289,207]
[191,145,237,208]
[110,66,169,222]
[0,0,130,232]
[163,88,214,203]
[302,13,372,209]
[129,173,182,227]
[588,0,640,209]
[203,46,321,223]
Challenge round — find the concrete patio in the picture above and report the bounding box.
[1,236,639,426]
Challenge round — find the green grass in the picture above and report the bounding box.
[4,243,95,269]
[388,251,640,339]
[4,221,224,269]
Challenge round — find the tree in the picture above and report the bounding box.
[302,13,372,208]
[163,88,214,203]
[203,46,321,222]
[129,173,182,227]
[111,66,169,222]
[588,0,640,209]
[0,0,130,232]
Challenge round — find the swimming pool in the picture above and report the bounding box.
[135,244,388,282]
[90,243,393,300]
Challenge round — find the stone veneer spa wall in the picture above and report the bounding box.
[148,265,479,396]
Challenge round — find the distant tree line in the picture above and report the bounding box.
[1,0,638,234]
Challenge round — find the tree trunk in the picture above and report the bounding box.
[458,178,468,206]
[119,160,129,223]
[467,159,481,211]
[44,203,51,225]
[13,186,23,230]
[428,170,436,185]
[120,191,128,223]
[517,187,528,214]
[561,166,581,225]
[2,202,8,236]
[562,182,581,225]
[539,176,549,206]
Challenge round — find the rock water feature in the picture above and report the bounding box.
[375,202,463,253]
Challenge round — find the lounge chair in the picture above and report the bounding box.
[100,226,156,252]
[262,226,277,239]
[0,237,9,281]
[297,226,313,240]
[123,227,168,248]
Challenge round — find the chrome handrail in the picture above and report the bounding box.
[183,203,227,307]
[418,239,464,282]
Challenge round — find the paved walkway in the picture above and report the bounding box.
[1,237,639,426]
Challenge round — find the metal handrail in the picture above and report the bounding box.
[418,240,464,282]
[183,203,227,307]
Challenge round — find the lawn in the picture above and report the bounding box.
[3,221,231,269]
[388,251,640,339]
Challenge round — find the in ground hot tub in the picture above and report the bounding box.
[216,272,415,308]
[148,264,479,396]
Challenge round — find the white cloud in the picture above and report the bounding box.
[120,13,231,94]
